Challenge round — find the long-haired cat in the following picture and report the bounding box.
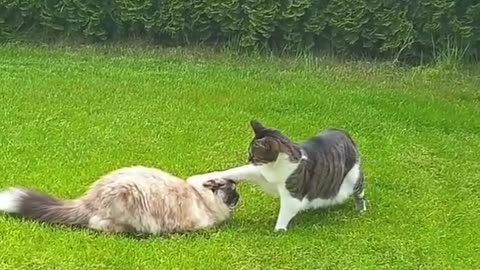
[0,166,240,235]
[187,120,367,231]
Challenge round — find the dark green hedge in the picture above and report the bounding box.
[1,0,480,61]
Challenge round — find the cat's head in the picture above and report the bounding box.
[248,120,301,165]
[203,178,240,210]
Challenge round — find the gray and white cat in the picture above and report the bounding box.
[187,120,367,231]
[0,166,240,235]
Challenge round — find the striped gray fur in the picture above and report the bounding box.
[286,129,360,200]
[249,120,366,206]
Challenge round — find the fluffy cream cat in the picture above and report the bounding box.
[0,166,240,235]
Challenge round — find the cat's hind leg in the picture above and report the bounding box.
[88,215,128,233]
[353,170,367,212]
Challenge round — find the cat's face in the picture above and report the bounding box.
[248,120,298,165]
[248,137,280,165]
[203,178,240,210]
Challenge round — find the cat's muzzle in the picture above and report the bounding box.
[225,189,240,210]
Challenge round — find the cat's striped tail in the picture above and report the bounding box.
[0,187,91,226]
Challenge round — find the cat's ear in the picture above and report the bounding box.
[202,179,226,192]
[250,120,266,135]
[254,137,269,149]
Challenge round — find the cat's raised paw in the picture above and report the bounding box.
[186,173,221,184]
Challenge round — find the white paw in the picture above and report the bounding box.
[186,173,220,184]
[360,202,367,212]
[356,200,368,212]
[274,226,288,232]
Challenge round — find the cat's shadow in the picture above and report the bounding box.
[233,202,363,233]
[119,205,362,239]
[294,203,358,227]
[1,202,367,240]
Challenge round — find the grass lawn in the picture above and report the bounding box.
[0,44,479,269]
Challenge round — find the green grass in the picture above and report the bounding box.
[0,44,479,269]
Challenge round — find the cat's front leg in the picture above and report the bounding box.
[188,164,279,196]
[274,189,302,232]
[187,164,264,184]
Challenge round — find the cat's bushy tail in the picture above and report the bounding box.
[0,187,90,226]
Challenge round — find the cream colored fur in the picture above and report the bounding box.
[0,166,238,235]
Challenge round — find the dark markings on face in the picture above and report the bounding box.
[203,179,240,209]
[247,120,302,165]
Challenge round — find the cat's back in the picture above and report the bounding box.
[303,129,358,152]
[86,166,205,234]
[287,128,361,201]
[93,166,186,192]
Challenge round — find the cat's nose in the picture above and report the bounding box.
[232,193,240,206]
[228,191,240,207]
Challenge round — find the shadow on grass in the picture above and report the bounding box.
[1,197,371,240]
[229,199,371,234]
[0,213,248,241]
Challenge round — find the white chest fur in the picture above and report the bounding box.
[257,153,300,184]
